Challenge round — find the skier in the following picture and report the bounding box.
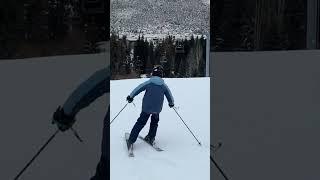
[126,65,175,150]
[52,66,109,180]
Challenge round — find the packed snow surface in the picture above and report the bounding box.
[110,77,210,180]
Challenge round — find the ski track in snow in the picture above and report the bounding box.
[111,78,210,180]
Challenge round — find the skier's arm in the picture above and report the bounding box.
[163,84,174,106]
[129,81,149,98]
[62,67,110,117]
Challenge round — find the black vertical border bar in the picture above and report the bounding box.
[106,0,110,179]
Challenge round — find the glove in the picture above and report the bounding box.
[127,95,133,103]
[169,103,174,108]
[52,106,76,132]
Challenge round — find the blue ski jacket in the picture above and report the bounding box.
[61,66,109,159]
[129,76,174,114]
[63,67,109,117]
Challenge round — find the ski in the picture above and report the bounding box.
[138,135,164,151]
[125,133,134,157]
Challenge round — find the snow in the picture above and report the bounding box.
[201,0,210,5]
[111,0,209,36]
[110,77,210,180]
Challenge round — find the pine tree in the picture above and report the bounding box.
[111,33,120,79]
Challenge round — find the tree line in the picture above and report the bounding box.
[111,33,207,79]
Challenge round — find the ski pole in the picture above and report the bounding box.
[14,129,60,180]
[110,103,128,125]
[210,156,230,180]
[70,127,83,142]
[172,107,202,146]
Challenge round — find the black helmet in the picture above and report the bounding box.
[152,65,164,77]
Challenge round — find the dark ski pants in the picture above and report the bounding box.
[128,111,160,144]
[91,106,109,180]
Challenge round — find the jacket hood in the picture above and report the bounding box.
[149,76,164,85]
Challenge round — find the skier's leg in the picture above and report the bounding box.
[101,106,109,162]
[128,112,150,143]
[147,113,160,140]
[90,106,109,180]
[90,156,107,180]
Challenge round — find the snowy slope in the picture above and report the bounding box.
[110,78,210,180]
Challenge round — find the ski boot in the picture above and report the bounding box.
[144,135,155,145]
[126,141,134,157]
[126,139,133,149]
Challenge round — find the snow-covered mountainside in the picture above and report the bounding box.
[110,77,210,180]
[111,0,209,36]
